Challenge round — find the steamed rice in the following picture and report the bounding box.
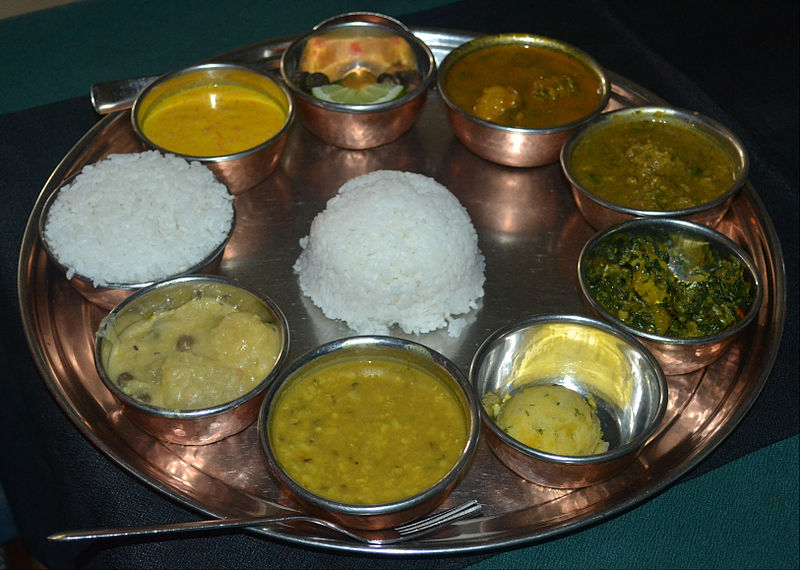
[43,151,234,287]
[293,170,485,336]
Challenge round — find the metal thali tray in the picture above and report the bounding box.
[17,29,786,554]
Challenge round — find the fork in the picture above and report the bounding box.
[47,500,482,546]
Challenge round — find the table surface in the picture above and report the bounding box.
[0,1,797,568]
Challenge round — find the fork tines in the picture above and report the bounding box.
[394,500,482,535]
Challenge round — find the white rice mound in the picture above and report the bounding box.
[293,170,485,336]
[43,151,234,287]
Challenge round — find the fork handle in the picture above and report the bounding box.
[48,514,324,541]
[49,500,483,543]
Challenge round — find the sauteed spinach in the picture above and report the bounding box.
[584,231,753,338]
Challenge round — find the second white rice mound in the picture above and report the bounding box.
[43,151,234,287]
[294,170,485,336]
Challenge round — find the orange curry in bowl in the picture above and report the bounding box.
[136,67,291,158]
[443,44,604,129]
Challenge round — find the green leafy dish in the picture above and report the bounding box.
[583,229,753,339]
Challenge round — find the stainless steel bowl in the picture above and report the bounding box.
[38,173,235,311]
[132,63,294,194]
[561,106,749,230]
[95,275,290,445]
[437,34,610,167]
[259,336,480,530]
[578,218,762,375]
[279,13,435,150]
[470,315,667,488]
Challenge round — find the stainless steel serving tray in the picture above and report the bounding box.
[17,29,786,555]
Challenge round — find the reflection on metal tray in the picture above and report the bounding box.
[17,29,785,555]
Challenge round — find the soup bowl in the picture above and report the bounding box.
[132,63,294,194]
[437,33,610,167]
[561,106,749,230]
[259,335,480,530]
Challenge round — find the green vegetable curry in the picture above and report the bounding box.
[584,230,753,338]
[571,118,738,210]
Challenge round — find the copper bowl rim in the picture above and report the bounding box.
[278,12,436,115]
[93,275,290,419]
[560,106,750,218]
[436,33,611,135]
[577,217,764,346]
[131,62,295,163]
[470,314,668,466]
[258,335,481,517]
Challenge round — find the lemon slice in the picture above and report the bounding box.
[311,83,405,105]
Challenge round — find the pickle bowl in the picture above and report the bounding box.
[470,314,667,489]
[279,12,436,150]
[437,33,610,167]
[131,62,295,194]
[94,275,290,446]
[577,218,763,375]
[258,335,480,530]
[561,106,749,230]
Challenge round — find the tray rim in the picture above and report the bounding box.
[16,27,787,556]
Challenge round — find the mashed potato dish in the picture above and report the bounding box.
[484,384,608,456]
[293,170,485,336]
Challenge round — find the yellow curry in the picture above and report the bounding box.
[105,295,283,410]
[444,44,603,129]
[270,358,468,505]
[140,83,288,157]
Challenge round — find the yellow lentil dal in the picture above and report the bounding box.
[269,358,468,505]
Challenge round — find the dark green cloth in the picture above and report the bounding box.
[0,0,454,114]
[471,436,798,569]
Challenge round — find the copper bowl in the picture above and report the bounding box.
[577,218,762,375]
[39,165,235,311]
[279,13,435,150]
[561,106,749,230]
[437,34,610,167]
[259,336,480,530]
[470,315,667,489]
[95,276,289,445]
[132,63,294,194]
